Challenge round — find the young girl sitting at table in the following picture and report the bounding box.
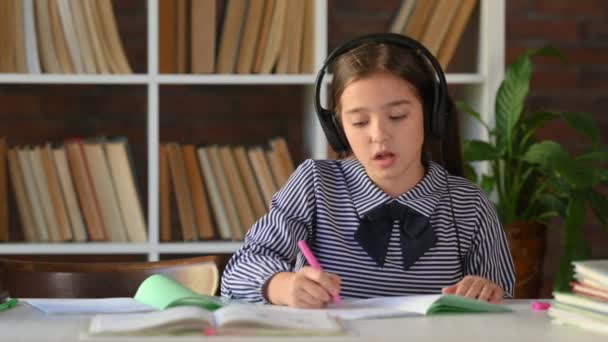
[221,33,515,308]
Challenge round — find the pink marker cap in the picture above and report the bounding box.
[531,301,550,311]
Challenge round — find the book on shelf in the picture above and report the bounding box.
[40,144,73,241]
[258,0,287,74]
[105,138,148,243]
[182,144,216,240]
[403,0,435,41]
[197,146,233,240]
[207,145,243,240]
[217,0,248,74]
[252,0,276,73]
[83,140,128,242]
[1,0,130,74]
[389,0,416,34]
[7,149,38,241]
[64,139,107,241]
[0,138,7,241]
[420,0,461,55]
[20,147,50,241]
[236,0,265,74]
[232,146,266,219]
[88,274,343,337]
[23,0,42,73]
[218,146,256,237]
[437,0,478,69]
[300,0,314,73]
[49,0,74,73]
[191,0,216,73]
[166,142,198,241]
[29,147,63,241]
[52,146,88,242]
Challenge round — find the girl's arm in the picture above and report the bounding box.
[220,160,318,303]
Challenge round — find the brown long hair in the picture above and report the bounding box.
[330,43,464,177]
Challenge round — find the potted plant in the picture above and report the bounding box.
[457,47,608,296]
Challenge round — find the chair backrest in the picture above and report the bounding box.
[0,256,218,298]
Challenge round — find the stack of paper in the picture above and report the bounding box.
[549,259,608,334]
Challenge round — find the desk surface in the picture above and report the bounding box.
[0,300,604,342]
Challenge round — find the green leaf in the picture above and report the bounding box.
[562,112,600,144]
[555,193,591,292]
[526,46,566,62]
[523,142,600,189]
[587,190,608,229]
[495,53,531,156]
[463,140,500,162]
[463,163,478,183]
[522,141,567,169]
[537,193,566,216]
[575,150,608,164]
[521,111,560,135]
[481,174,495,195]
[456,101,491,133]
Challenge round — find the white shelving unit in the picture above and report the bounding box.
[0,0,504,261]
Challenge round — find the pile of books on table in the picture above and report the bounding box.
[549,260,608,334]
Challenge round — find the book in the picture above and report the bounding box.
[7,149,37,241]
[52,146,87,242]
[323,294,512,320]
[182,144,216,240]
[0,138,7,241]
[88,303,344,336]
[197,146,232,240]
[191,0,216,73]
[217,0,248,73]
[548,302,608,335]
[236,0,265,74]
[437,0,477,69]
[553,292,608,315]
[571,281,608,301]
[390,0,416,34]
[89,275,343,336]
[104,139,148,243]
[574,259,608,285]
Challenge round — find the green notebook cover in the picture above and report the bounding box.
[134,274,223,311]
[425,295,512,315]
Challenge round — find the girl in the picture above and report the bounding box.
[221,34,515,308]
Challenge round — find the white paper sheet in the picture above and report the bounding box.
[24,298,155,314]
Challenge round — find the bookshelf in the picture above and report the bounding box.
[0,0,505,261]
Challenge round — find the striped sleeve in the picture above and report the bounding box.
[220,159,317,303]
[466,192,516,298]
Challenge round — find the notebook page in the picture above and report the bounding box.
[25,298,154,314]
[88,306,213,335]
[213,304,341,331]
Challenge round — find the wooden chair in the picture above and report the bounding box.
[0,256,218,298]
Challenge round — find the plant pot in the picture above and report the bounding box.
[504,221,546,298]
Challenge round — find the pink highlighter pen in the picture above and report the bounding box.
[297,240,343,305]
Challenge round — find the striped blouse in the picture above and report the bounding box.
[221,159,515,302]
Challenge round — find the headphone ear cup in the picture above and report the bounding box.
[318,109,349,153]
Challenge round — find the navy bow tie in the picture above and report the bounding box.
[354,201,436,271]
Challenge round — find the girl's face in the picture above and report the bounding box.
[339,70,426,196]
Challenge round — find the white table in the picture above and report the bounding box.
[0,300,604,341]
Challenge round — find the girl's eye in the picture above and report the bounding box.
[352,121,368,127]
[390,114,407,120]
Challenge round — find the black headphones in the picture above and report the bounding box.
[314,33,450,153]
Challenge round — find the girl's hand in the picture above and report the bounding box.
[441,275,504,303]
[265,267,341,308]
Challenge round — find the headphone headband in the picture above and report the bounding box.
[314,33,449,153]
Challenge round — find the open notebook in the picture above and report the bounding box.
[88,275,343,336]
[88,304,344,336]
[323,294,512,320]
